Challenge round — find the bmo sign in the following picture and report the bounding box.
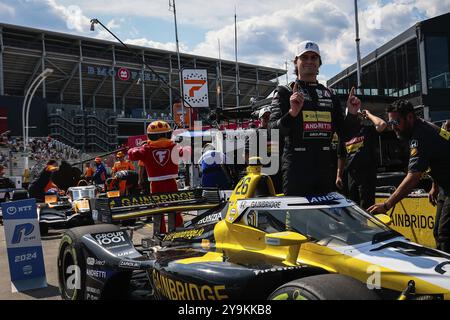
[117,67,131,81]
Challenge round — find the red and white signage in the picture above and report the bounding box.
[127,135,147,148]
[117,67,131,81]
[182,69,209,108]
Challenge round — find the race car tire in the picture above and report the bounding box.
[121,219,137,227]
[11,189,28,201]
[58,224,120,300]
[39,223,49,236]
[268,274,380,300]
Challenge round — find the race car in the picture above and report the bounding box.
[0,176,16,202]
[0,177,28,224]
[38,185,97,235]
[57,163,450,300]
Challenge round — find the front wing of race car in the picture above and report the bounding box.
[88,188,224,224]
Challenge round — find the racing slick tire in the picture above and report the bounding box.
[268,274,380,300]
[39,223,49,236]
[11,189,29,201]
[121,219,137,227]
[57,224,120,300]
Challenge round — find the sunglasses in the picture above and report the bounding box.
[387,119,401,126]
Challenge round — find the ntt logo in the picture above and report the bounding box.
[6,207,17,215]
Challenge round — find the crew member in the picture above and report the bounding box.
[336,109,387,208]
[112,151,135,173]
[112,151,135,193]
[92,157,107,185]
[83,162,95,182]
[259,106,282,193]
[128,120,182,233]
[368,100,450,253]
[268,41,360,196]
[429,119,450,247]
[28,160,60,202]
[106,170,139,196]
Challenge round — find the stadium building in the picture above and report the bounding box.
[0,23,285,151]
[327,12,450,121]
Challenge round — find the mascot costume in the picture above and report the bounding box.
[128,120,182,233]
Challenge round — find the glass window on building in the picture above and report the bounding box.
[348,73,357,93]
[334,78,349,95]
[385,51,398,97]
[406,40,419,94]
[396,45,409,96]
[362,62,378,96]
[426,36,450,89]
[377,56,387,96]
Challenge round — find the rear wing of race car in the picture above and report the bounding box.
[89,188,224,223]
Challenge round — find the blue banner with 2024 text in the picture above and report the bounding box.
[1,198,47,291]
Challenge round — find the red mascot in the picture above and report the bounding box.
[128,120,182,234]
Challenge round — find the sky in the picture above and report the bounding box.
[0,0,449,85]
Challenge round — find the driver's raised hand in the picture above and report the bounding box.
[289,82,304,118]
[347,87,361,115]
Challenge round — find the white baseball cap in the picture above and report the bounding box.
[296,41,321,58]
[259,107,271,118]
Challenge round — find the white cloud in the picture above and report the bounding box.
[93,19,122,41]
[192,1,350,69]
[44,0,91,32]
[0,2,16,17]
[414,0,450,17]
[124,37,189,52]
[2,0,450,82]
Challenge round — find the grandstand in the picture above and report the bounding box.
[0,23,286,151]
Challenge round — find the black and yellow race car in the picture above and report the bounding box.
[38,186,99,235]
[57,164,450,300]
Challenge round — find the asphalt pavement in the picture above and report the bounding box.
[0,221,154,300]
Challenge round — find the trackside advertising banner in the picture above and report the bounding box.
[1,198,47,292]
[127,135,147,148]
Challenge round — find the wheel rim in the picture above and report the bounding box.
[61,248,77,300]
[271,289,309,300]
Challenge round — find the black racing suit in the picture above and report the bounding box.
[269,80,354,196]
[338,123,379,209]
[407,119,450,253]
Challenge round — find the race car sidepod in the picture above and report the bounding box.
[58,223,155,300]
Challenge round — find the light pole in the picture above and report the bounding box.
[354,0,362,90]
[22,68,53,169]
[169,0,185,128]
[89,19,194,127]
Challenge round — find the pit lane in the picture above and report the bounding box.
[0,220,154,300]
